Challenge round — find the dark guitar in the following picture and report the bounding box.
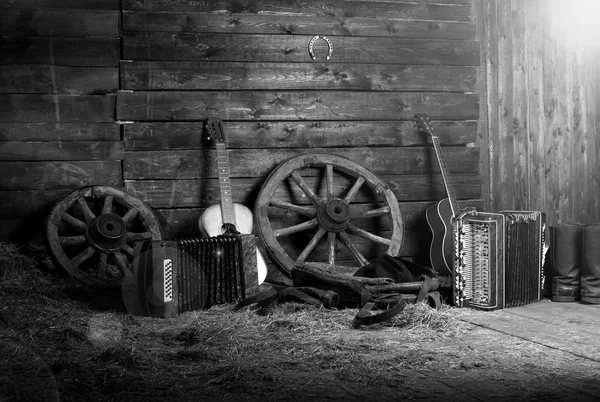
[414,114,462,277]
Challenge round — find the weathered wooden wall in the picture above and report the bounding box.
[0,0,482,267]
[478,0,600,226]
[118,0,482,264]
[0,0,122,241]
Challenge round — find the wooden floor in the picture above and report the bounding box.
[458,298,600,362]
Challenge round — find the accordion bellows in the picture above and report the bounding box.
[453,210,545,310]
[129,235,260,318]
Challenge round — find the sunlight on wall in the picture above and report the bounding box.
[551,0,600,48]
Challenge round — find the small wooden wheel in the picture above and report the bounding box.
[46,185,163,286]
[255,154,404,276]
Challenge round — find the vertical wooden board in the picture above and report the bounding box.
[483,0,499,212]
[474,0,490,211]
[571,44,586,224]
[555,3,571,224]
[0,122,120,141]
[525,0,545,215]
[593,48,600,222]
[496,1,514,211]
[542,1,559,226]
[511,0,527,210]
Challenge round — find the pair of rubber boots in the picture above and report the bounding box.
[544,223,600,303]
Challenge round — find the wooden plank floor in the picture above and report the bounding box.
[458,298,600,362]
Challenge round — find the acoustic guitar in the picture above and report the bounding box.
[198,117,268,284]
[414,114,462,277]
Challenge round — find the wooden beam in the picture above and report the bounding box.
[0,122,120,141]
[0,141,124,160]
[0,161,122,189]
[123,33,480,65]
[122,12,475,39]
[117,91,479,121]
[0,65,118,94]
[1,8,120,37]
[124,121,479,150]
[0,36,119,67]
[121,61,477,92]
[0,94,115,123]
[124,174,482,208]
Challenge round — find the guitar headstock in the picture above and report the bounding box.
[413,113,433,135]
[206,117,225,146]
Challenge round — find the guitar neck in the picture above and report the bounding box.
[430,136,461,217]
[216,143,236,225]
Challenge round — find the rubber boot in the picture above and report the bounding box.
[545,224,582,302]
[581,224,600,304]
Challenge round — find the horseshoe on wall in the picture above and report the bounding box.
[308,35,333,61]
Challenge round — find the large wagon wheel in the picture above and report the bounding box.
[46,185,163,286]
[255,154,404,276]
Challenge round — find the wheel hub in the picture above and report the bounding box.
[87,213,127,253]
[317,198,350,232]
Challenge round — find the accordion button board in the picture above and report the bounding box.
[128,235,260,318]
[452,210,545,310]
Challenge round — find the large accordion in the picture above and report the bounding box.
[128,235,260,318]
[452,210,545,310]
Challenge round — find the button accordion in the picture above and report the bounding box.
[452,210,545,310]
[128,235,260,318]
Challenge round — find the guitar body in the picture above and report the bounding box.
[199,203,254,237]
[199,202,268,285]
[425,198,453,277]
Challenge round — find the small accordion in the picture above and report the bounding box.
[452,210,545,310]
[129,235,260,318]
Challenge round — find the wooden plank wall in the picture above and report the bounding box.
[119,0,482,265]
[478,0,600,226]
[0,0,122,241]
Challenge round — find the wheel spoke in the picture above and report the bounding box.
[327,231,337,265]
[59,235,86,246]
[343,176,365,204]
[122,208,139,225]
[97,252,107,278]
[326,164,334,200]
[290,170,321,206]
[274,218,319,237]
[270,199,317,217]
[113,252,129,276]
[296,227,326,263]
[76,197,96,224]
[339,231,369,266]
[102,195,114,215]
[351,205,391,220]
[70,246,96,268]
[122,244,134,259]
[62,212,87,233]
[127,231,154,242]
[346,223,392,246]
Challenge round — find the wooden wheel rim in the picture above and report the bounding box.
[255,153,404,276]
[45,185,163,286]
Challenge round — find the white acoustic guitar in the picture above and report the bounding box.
[198,117,268,284]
